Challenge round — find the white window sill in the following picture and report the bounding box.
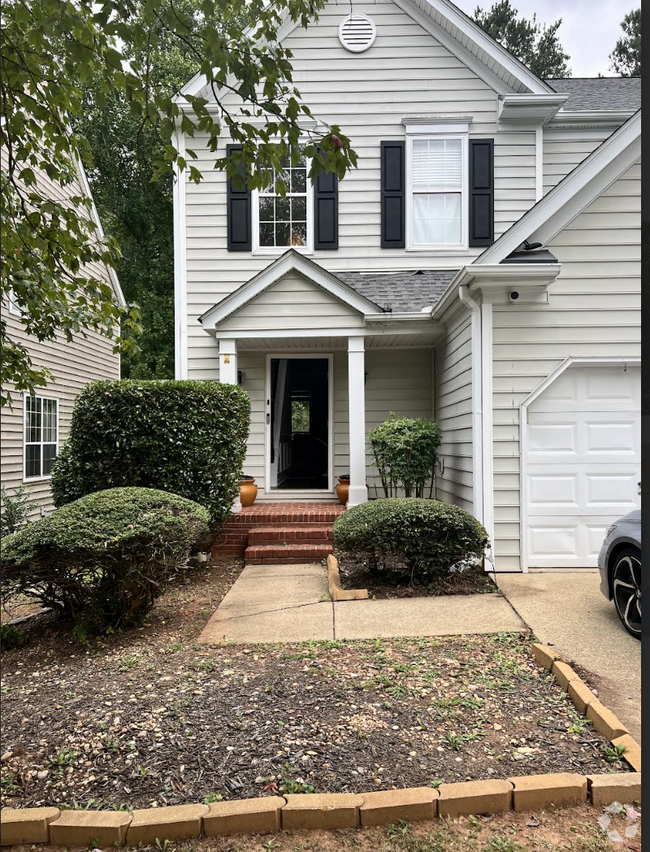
[405,246,473,254]
[23,474,52,483]
[253,248,314,257]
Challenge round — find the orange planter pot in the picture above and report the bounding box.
[239,478,258,508]
[335,478,350,505]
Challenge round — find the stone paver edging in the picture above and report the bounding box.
[327,554,368,601]
[0,644,641,846]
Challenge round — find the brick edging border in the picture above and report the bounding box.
[326,554,368,601]
[1,644,641,847]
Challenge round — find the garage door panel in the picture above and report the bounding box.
[525,363,640,568]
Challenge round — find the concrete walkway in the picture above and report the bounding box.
[198,564,526,645]
[497,571,641,743]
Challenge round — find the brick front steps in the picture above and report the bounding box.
[211,502,344,564]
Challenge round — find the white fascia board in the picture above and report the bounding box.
[412,0,552,94]
[213,323,444,340]
[549,110,635,129]
[476,110,641,265]
[454,263,561,291]
[75,157,126,307]
[199,251,381,329]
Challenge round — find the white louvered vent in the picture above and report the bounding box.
[338,14,376,53]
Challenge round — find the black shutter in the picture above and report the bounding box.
[314,163,338,250]
[468,138,494,247]
[381,140,405,248]
[226,144,251,251]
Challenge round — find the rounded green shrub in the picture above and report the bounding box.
[333,498,489,577]
[369,415,442,497]
[1,487,210,630]
[50,380,250,524]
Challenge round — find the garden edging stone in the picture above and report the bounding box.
[326,554,368,601]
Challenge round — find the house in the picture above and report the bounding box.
[172,0,641,571]
[1,159,123,517]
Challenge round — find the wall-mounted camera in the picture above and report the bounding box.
[508,291,520,302]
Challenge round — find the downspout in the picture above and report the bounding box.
[458,285,484,525]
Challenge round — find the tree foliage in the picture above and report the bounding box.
[1,0,357,400]
[473,1,571,79]
[610,9,641,77]
[369,415,442,498]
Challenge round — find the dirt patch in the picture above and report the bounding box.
[7,804,642,852]
[1,623,630,811]
[337,553,496,599]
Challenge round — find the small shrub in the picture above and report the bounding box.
[1,486,36,535]
[51,380,250,524]
[369,415,441,497]
[1,487,210,631]
[333,498,489,578]
[1,623,26,651]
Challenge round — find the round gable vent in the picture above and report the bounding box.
[338,14,376,53]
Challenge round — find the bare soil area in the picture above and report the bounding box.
[337,553,497,599]
[1,556,629,812]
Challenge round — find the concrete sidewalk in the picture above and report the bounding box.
[497,571,641,743]
[198,564,526,645]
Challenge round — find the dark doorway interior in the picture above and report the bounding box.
[270,358,329,490]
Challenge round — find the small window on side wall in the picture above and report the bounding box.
[24,395,58,479]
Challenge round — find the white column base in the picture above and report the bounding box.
[346,485,368,508]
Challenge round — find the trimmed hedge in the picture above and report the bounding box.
[369,415,442,498]
[1,487,210,629]
[51,380,250,523]
[333,498,489,577]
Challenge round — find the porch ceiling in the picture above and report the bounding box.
[233,331,443,350]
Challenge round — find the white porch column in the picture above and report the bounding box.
[347,336,368,507]
[219,339,242,513]
[219,339,238,384]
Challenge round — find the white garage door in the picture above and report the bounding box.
[525,363,640,568]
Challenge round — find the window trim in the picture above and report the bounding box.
[251,152,314,256]
[405,132,469,252]
[23,393,59,482]
[7,288,22,316]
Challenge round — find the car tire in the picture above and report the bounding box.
[610,546,642,639]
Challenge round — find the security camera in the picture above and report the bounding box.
[508,291,520,302]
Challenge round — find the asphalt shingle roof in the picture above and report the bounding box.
[545,77,641,112]
[336,269,459,313]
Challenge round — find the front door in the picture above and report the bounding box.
[267,356,332,492]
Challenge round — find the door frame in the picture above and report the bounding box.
[265,352,334,497]
[518,355,641,572]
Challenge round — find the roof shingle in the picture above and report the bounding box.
[545,77,641,112]
[336,269,458,313]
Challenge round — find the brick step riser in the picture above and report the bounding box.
[244,544,333,565]
[248,529,335,545]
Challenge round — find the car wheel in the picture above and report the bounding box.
[611,546,642,639]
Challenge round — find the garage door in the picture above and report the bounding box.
[525,363,640,568]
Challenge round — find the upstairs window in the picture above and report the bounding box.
[254,151,312,252]
[24,395,58,479]
[408,136,466,249]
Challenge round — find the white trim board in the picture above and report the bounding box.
[518,355,641,572]
[173,128,188,379]
[477,110,641,265]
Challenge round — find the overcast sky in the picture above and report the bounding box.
[453,0,632,77]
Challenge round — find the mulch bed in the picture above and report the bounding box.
[1,579,630,812]
[336,553,496,599]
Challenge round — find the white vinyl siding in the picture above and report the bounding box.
[433,303,473,511]
[491,161,640,570]
[542,127,612,195]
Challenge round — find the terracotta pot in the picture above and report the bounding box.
[239,478,258,508]
[335,477,350,505]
